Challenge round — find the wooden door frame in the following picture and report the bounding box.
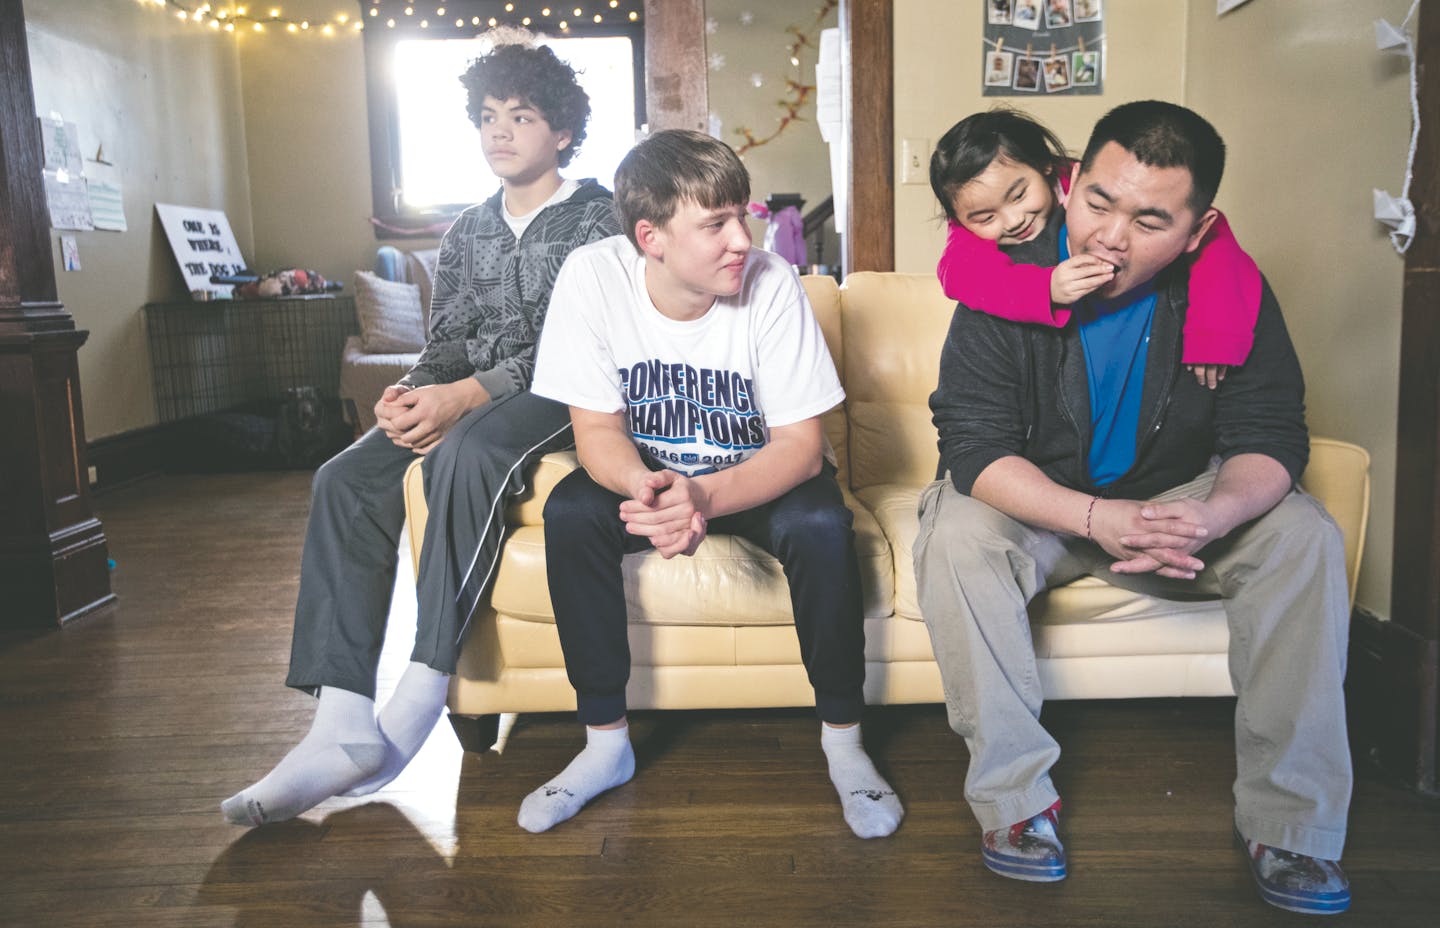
[1356,0,1440,793]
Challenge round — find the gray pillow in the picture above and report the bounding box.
[353,270,426,353]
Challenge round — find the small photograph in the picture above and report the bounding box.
[1072,50,1099,86]
[985,50,1016,86]
[1075,0,1103,23]
[1045,0,1073,29]
[60,235,80,272]
[1043,55,1071,92]
[1014,56,1042,92]
[1013,0,1042,31]
[987,0,1012,26]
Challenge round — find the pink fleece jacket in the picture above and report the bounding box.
[935,169,1261,366]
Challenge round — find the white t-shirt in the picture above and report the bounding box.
[502,178,580,241]
[532,236,844,476]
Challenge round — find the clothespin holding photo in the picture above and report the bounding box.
[1050,43,1058,60]
[1026,42,1033,59]
[1078,34,1085,54]
[996,36,1004,55]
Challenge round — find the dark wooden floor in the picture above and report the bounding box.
[2,473,1438,927]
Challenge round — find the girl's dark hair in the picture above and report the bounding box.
[460,40,590,167]
[929,108,1068,224]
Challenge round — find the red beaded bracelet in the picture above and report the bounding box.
[1085,495,1101,540]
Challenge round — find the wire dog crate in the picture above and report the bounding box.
[143,296,358,423]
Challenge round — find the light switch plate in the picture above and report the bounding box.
[901,137,930,185]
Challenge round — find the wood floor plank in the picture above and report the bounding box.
[1,471,1436,927]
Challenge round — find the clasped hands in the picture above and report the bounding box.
[1088,496,1228,581]
[374,381,486,454]
[618,470,710,559]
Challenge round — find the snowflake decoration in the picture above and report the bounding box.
[750,72,765,88]
[739,11,755,26]
[709,52,727,71]
[706,16,718,35]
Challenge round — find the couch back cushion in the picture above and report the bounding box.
[406,248,441,330]
[800,275,849,485]
[839,272,953,491]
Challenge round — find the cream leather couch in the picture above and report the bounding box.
[403,273,1371,751]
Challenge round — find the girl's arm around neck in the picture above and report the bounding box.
[1182,210,1262,367]
[936,221,1071,327]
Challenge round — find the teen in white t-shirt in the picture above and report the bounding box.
[532,236,843,476]
[518,129,904,843]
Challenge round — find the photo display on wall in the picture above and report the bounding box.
[983,0,1104,97]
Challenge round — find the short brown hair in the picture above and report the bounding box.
[614,130,750,248]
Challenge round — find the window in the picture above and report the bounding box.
[363,6,645,236]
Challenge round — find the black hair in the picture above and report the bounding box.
[929,108,1068,224]
[1079,100,1226,215]
[459,40,590,167]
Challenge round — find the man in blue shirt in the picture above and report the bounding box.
[916,101,1352,915]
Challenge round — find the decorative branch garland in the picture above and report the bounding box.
[733,0,837,156]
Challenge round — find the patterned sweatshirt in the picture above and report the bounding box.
[400,179,620,399]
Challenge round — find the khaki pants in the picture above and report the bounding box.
[913,468,1352,859]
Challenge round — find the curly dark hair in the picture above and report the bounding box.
[459,40,590,167]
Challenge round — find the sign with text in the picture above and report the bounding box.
[155,203,248,299]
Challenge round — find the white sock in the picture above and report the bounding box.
[221,687,385,827]
[821,722,904,839]
[341,662,450,797]
[517,724,635,833]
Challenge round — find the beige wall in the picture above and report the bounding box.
[893,0,1412,617]
[26,0,254,438]
[237,0,381,287]
[1183,0,1410,618]
[706,0,840,265]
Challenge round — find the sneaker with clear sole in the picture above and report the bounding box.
[981,799,1066,882]
[1237,828,1350,915]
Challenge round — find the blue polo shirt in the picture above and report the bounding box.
[1059,226,1158,487]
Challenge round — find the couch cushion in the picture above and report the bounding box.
[354,270,426,353]
[800,274,849,484]
[405,248,440,327]
[838,273,953,491]
[491,487,893,625]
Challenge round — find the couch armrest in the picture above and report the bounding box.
[1299,437,1371,608]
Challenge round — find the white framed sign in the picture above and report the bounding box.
[155,203,248,299]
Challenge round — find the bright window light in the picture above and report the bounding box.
[393,35,637,211]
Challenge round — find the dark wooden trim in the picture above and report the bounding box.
[0,0,55,308]
[643,0,707,132]
[87,422,188,493]
[1348,608,1439,793]
[841,0,893,273]
[1385,0,1440,788]
[0,0,113,631]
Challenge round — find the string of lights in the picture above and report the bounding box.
[135,1,643,36]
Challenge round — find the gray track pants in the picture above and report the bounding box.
[285,390,573,699]
[913,468,1352,859]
